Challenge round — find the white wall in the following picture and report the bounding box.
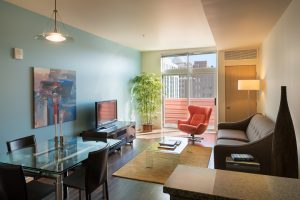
[259,0,300,172]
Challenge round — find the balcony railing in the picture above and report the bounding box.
[164,98,215,128]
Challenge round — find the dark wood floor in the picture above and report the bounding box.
[44,133,216,200]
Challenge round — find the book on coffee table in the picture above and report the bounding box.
[159,139,182,146]
[159,139,177,147]
[231,153,254,161]
[158,145,177,150]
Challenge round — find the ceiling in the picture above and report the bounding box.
[201,0,292,50]
[7,0,291,51]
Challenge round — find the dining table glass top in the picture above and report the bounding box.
[0,137,120,175]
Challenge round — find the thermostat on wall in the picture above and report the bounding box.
[13,48,23,60]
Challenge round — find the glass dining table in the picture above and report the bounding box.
[0,136,121,200]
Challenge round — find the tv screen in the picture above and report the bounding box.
[95,100,117,129]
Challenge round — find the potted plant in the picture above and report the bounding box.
[130,73,162,132]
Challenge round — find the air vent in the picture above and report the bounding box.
[225,49,257,60]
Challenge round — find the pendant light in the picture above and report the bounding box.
[35,0,73,43]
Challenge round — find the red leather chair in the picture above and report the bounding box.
[178,105,212,143]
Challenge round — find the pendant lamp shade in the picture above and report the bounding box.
[35,0,73,43]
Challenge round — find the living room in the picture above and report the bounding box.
[0,0,299,199]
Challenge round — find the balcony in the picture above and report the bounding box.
[164,98,215,129]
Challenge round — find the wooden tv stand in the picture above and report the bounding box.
[81,121,136,150]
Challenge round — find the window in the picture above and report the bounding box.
[161,52,217,129]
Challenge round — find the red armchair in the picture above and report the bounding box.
[178,105,212,143]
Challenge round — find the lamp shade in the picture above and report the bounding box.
[35,0,73,43]
[238,80,260,90]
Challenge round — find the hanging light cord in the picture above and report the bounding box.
[54,0,58,32]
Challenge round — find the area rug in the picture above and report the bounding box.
[112,145,212,184]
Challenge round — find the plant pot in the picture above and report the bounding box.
[143,124,153,132]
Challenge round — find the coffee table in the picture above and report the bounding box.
[145,137,188,168]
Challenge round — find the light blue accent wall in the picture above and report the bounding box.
[0,1,141,153]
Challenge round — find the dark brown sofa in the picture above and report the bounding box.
[214,114,275,175]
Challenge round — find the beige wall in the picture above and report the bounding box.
[259,0,300,172]
[141,47,216,128]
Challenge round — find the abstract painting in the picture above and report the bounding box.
[33,67,76,128]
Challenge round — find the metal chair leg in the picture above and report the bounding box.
[63,172,68,199]
[86,192,91,200]
[105,180,109,200]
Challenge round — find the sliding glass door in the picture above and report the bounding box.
[161,52,217,129]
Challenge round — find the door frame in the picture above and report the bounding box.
[161,52,218,130]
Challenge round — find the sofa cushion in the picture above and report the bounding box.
[190,114,205,126]
[246,114,275,142]
[216,139,248,146]
[217,129,249,142]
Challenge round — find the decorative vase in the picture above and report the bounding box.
[54,135,59,148]
[271,86,298,178]
[59,110,64,146]
[60,136,64,146]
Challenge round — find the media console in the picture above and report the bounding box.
[81,121,136,151]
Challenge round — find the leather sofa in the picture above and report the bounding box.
[214,114,275,175]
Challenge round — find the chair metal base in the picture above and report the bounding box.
[187,134,204,144]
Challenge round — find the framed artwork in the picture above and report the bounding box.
[33,67,76,128]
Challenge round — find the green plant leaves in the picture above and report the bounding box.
[130,73,162,125]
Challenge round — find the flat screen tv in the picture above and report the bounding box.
[95,100,117,129]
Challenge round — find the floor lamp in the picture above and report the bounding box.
[238,80,260,117]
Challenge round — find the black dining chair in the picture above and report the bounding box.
[6,135,36,153]
[6,135,40,180]
[0,164,54,200]
[63,144,109,200]
[81,132,107,142]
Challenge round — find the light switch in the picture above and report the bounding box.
[13,48,23,60]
